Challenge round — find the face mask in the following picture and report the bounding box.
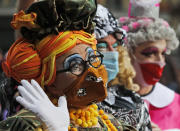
[63,64,108,108]
[133,59,165,87]
[102,51,119,82]
[139,62,165,85]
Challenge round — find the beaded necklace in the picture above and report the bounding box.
[68,104,118,131]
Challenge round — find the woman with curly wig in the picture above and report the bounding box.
[94,4,152,131]
[119,0,180,130]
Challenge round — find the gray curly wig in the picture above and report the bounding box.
[119,17,179,54]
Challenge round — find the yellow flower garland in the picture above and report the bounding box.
[98,109,118,131]
[49,97,118,130]
[68,104,118,131]
[69,104,99,128]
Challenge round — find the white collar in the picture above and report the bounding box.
[142,82,175,108]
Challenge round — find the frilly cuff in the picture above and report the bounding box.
[11,10,40,30]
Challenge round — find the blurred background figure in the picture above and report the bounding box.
[0,48,3,73]
[94,4,152,131]
[0,48,3,62]
[0,48,4,121]
[119,0,180,130]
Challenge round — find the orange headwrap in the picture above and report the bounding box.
[2,30,96,88]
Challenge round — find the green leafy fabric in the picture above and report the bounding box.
[0,110,42,131]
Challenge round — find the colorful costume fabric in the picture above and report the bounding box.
[0,110,44,131]
[93,4,151,131]
[98,85,152,131]
[0,109,136,131]
[118,0,180,130]
[93,4,126,40]
[143,82,180,130]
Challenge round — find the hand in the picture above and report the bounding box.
[16,79,70,131]
[151,122,162,131]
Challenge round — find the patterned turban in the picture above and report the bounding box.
[93,4,126,40]
[17,0,97,42]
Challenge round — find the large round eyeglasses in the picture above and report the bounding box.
[56,50,104,76]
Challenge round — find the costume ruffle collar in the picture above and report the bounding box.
[142,82,175,108]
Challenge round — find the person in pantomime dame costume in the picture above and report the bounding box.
[0,0,136,130]
[93,4,152,131]
[119,0,180,130]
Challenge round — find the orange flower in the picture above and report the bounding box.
[11,10,40,30]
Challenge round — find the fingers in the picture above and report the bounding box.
[16,96,34,110]
[31,79,47,98]
[21,80,42,100]
[17,85,36,103]
[58,96,68,109]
